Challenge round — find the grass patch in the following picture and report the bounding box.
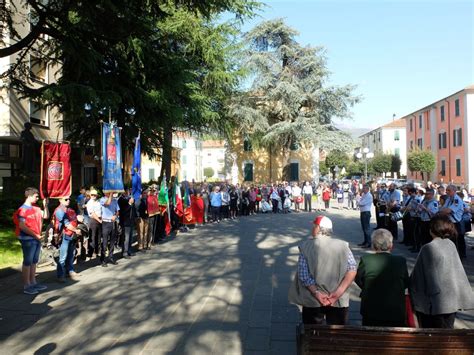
[0,227,22,269]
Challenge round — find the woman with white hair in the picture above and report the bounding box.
[355,229,409,326]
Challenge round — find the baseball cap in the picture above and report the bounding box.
[313,215,333,230]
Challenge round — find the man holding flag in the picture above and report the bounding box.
[157,175,171,241]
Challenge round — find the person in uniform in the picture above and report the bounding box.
[401,187,418,247]
[376,184,390,229]
[418,188,439,247]
[387,183,401,240]
[439,185,466,258]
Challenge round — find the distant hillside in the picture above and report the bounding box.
[335,124,372,142]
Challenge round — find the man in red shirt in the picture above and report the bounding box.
[15,187,49,295]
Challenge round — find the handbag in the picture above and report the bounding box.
[405,294,418,328]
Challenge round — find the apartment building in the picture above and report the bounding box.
[402,85,474,186]
[359,119,407,176]
[202,140,226,180]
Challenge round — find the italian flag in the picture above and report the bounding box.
[173,179,184,218]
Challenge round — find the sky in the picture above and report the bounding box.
[238,0,473,130]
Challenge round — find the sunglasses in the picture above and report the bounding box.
[64,198,70,201]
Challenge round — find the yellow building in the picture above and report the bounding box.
[228,135,319,183]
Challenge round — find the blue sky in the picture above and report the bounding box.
[239,0,473,129]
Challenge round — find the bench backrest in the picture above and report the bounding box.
[297,324,474,354]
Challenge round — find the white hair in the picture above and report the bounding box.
[371,229,393,251]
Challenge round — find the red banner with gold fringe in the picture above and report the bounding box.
[40,141,72,199]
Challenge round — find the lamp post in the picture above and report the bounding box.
[356,147,374,183]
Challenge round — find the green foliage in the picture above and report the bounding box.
[346,161,365,176]
[371,154,392,174]
[203,167,215,178]
[228,18,360,151]
[2,1,260,160]
[325,150,350,172]
[407,150,436,177]
[319,160,329,176]
[391,154,402,174]
[0,228,22,269]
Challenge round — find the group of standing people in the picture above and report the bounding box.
[290,214,474,329]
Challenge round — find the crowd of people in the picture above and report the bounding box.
[290,214,474,329]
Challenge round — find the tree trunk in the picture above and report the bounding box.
[160,126,173,182]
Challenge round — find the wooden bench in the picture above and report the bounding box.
[297,324,474,354]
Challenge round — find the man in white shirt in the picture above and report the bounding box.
[86,189,102,259]
[303,181,313,212]
[292,183,302,212]
[358,185,373,248]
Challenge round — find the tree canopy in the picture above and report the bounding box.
[1,0,260,178]
[325,150,350,178]
[407,150,436,180]
[228,19,360,152]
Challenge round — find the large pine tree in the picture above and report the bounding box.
[229,19,360,152]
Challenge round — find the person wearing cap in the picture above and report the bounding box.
[86,188,102,260]
[358,185,373,248]
[418,188,439,247]
[355,229,409,326]
[439,185,467,258]
[400,187,419,249]
[288,216,357,325]
[375,183,390,229]
[386,183,402,240]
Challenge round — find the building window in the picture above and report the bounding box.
[290,162,299,181]
[417,138,423,149]
[29,100,48,126]
[410,140,413,150]
[409,119,413,132]
[290,141,299,151]
[438,132,447,149]
[394,148,400,157]
[394,130,400,141]
[426,114,429,130]
[440,160,446,176]
[456,159,461,176]
[149,168,155,181]
[243,138,252,152]
[182,140,187,149]
[29,55,47,82]
[182,155,187,165]
[440,105,445,121]
[418,114,422,129]
[455,99,460,117]
[244,163,253,181]
[453,128,462,147]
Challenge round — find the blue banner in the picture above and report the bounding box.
[102,122,124,193]
[131,135,142,200]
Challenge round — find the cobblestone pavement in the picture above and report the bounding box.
[1,206,473,354]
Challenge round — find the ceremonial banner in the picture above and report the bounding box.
[173,179,183,217]
[131,135,142,200]
[182,181,194,224]
[147,193,160,217]
[40,141,72,199]
[158,175,169,206]
[102,122,124,193]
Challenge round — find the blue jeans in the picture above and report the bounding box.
[57,236,75,278]
[20,239,41,266]
[360,211,372,245]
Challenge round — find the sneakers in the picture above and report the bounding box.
[23,285,39,295]
[32,283,48,291]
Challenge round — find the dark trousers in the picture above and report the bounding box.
[416,312,455,329]
[324,200,330,209]
[147,216,157,247]
[101,221,117,261]
[388,218,398,240]
[454,222,467,258]
[304,194,312,211]
[272,199,279,213]
[154,215,165,242]
[88,219,102,257]
[302,306,348,325]
[419,220,431,246]
[221,205,230,218]
[412,217,422,251]
[211,206,221,221]
[360,211,371,245]
[401,215,413,245]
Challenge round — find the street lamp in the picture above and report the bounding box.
[356,148,374,183]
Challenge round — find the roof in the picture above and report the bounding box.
[382,119,406,129]
[202,140,225,148]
